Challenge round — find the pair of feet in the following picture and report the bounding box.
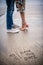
[13,23,29,31]
[7,23,29,33]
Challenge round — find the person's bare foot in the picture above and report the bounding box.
[20,23,29,31]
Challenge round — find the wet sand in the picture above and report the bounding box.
[0,0,43,65]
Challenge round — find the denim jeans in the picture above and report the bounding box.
[6,0,15,29]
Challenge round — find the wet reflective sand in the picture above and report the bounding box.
[0,0,43,65]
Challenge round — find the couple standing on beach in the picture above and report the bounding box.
[6,0,29,33]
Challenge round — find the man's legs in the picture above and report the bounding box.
[6,0,19,33]
[7,8,13,29]
[6,0,14,29]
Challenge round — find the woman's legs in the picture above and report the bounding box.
[20,12,28,30]
[16,0,28,30]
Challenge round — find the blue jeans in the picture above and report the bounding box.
[6,0,14,29]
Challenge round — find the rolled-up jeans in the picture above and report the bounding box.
[6,0,14,29]
[16,0,25,12]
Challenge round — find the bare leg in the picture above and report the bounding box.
[20,12,28,30]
